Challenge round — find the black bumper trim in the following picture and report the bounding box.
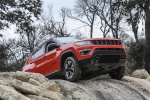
[78,49,126,68]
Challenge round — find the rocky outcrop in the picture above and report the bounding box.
[0,71,150,100]
[0,71,63,100]
[131,69,149,79]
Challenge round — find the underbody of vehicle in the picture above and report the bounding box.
[23,37,127,81]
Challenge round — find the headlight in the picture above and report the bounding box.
[75,41,92,46]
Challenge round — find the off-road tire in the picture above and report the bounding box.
[63,57,81,82]
[109,66,125,80]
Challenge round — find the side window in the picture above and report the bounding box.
[31,45,45,59]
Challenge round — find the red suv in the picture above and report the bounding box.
[23,37,127,81]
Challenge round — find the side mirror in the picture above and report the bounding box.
[47,43,60,52]
[49,43,60,48]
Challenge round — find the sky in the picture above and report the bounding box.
[41,0,103,38]
[41,0,137,38]
[0,0,137,40]
[42,0,75,15]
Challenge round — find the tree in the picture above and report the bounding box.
[0,0,42,71]
[41,7,70,37]
[122,0,150,73]
[96,0,125,39]
[125,7,142,43]
[0,43,8,70]
[68,0,99,38]
[0,39,19,71]
[73,30,87,39]
[0,0,42,34]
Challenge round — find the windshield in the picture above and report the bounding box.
[56,37,80,44]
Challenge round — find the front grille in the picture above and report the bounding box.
[92,40,122,45]
[99,55,120,63]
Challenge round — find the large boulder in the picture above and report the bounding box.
[0,71,64,100]
[131,69,149,79]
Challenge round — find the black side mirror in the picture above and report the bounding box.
[47,43,60,52]
[50,43,60,48]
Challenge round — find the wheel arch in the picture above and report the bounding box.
[60,50,78,70]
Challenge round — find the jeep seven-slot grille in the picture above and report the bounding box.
[92,40,122,45]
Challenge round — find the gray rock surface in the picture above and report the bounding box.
[28,78,41,86]
[0,71,63,100]
[0,85,30,100]
[40,81,61,92]
[0,71,150,100]
[26,95,51,100]
[55,75,150,100]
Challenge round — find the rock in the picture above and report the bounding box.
[15,71,48,83]
[28,78,41,86]
[26,95,51,100]
[0,71,48,83]
[40,90,63,100]
[1,71,150,100]
[131,69,149,79]
[55,80,93,100]
[146,76,150,82]
[0,71,63,100]
[0,79,14,86]
[12,79,41,95]
[11,79,63,100]
[0,85,30,100]
[40,81,61,92]
[0,72,15,80]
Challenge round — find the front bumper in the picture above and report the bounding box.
[78,48,126,68]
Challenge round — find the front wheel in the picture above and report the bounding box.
[63,57,81,82]
[109,66,125,80]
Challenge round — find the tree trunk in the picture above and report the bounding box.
[132,27,139,43]
[144,9,150,74]
[90,27,93,38]
[90,21,94,38]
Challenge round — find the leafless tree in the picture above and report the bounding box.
[96,0,125,39]
[40,7,70,37]
[68,0,99,38]
[99,16,111,38]
[73,30,87,39]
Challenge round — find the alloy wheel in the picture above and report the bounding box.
[65,60,75,79]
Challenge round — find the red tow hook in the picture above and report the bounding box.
[121,55,125,59]
[95,55,101,59]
